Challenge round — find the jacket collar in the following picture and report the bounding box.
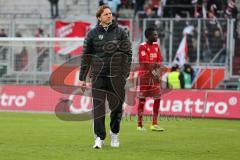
[97,20,117,32]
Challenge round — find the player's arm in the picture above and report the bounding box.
[79,30,93,91]
[153,45,162,69]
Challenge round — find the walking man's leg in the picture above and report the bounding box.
[108,76,126,147]
[92,77,107,148]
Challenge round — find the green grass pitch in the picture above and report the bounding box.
[0,112,240,160]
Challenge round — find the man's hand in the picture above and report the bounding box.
[152,62,160,69]
[151,68,160,83]
[79,81,86,93]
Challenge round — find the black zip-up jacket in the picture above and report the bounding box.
[79,20,132,81]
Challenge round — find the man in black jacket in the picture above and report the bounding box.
[79,5,132,149]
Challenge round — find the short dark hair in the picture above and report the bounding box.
[171,64,179,71]
[96,5,111,18]
[145,27,156,39]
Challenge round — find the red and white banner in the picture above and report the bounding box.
[192,67,225,89]
[127,90,240,119]
[174,35,188,67]
[0,86,58,112]
[54,21,91,55]
[0,85,240,119]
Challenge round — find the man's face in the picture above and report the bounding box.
[98,8,113,25]
[148,31,158,43]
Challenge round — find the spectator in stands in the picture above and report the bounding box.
[182,63,194,88]
[0,29,7,37]
[140,6,159,28]
[205,5,227,64]
[167,64,184,89]
[120,0,134,9]
[181,0,195,17]
[210,29,226,63]
[236,18,240,35]
[106,0,121,18]
[14,31,28,71]
[14,47,28,71]
[163,0,194,18]
[48,0,59,19]
[193,0,203,18]
[164,0,178,18]
[206,0,224,17]
[155,0,164,17]
[15,31,22,38]
[99,0,106,6]
[134,0,145,16]
[0,29,8,60]
[35,28,49,71]
[183,25,198,62]
[201,6,225,63]
[35,28,44,37]
[224,0,238,19]
[147,0,161,15]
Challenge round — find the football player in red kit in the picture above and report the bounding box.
[137,27,164,131]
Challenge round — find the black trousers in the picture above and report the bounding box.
[92,76,126,140]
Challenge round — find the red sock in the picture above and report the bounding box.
[152,99,160,125]
[138,98,145,127]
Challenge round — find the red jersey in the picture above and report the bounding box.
[138,42,162,97]
[138,42,162,72]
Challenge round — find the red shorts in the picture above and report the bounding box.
[138,74,161,98]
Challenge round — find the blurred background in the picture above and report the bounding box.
[0,0,240,118]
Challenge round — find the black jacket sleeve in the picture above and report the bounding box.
[79,30,93,81]
[121,28,132,79]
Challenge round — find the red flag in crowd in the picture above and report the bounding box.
[174,36,188,67]
[54,21,91,55]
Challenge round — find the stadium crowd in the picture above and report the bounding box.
[96,0,239,65]
[99,0,238,19]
